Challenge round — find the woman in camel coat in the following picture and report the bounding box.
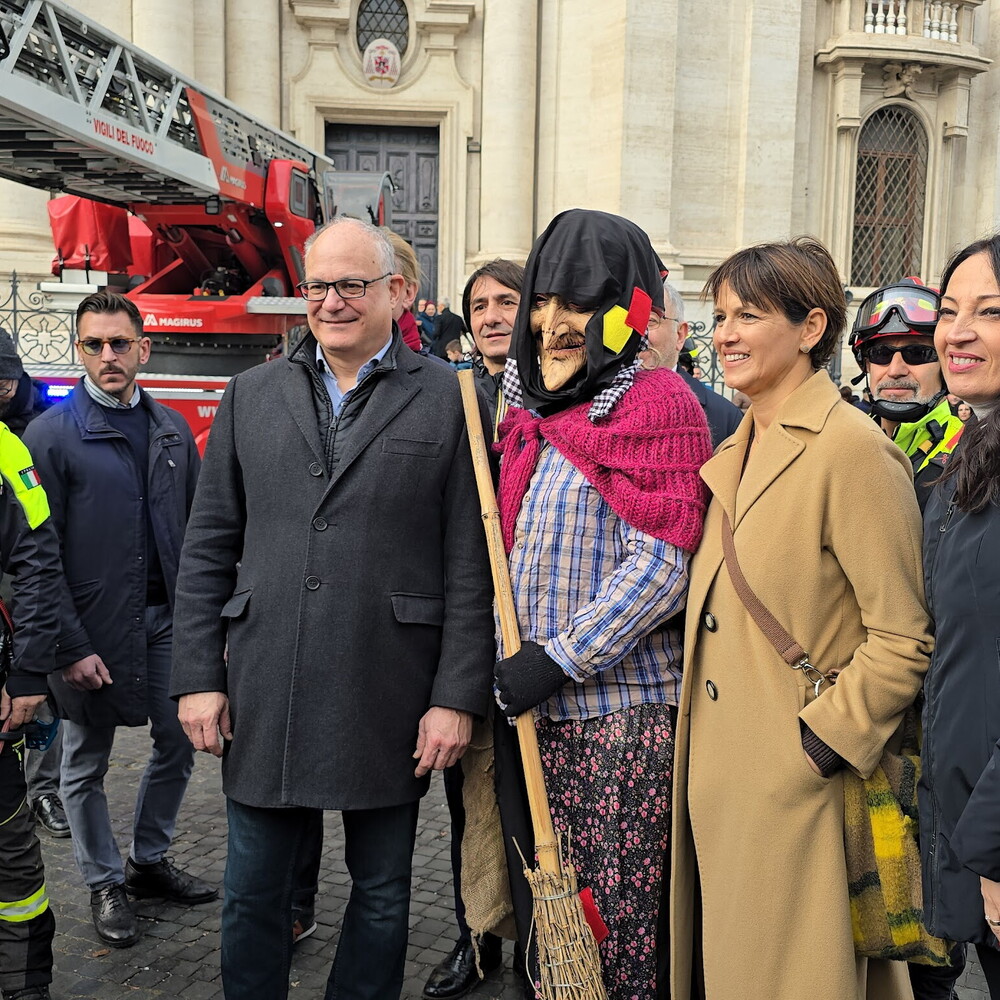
[669,239,933,1000]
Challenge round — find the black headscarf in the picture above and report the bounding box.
[512,209,665,415]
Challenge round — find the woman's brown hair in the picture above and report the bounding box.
[704,236,847,369]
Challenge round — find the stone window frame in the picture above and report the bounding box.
[816,5,988,287]
[849,102,931,287]
[287,0,476,309]
[354,0,412,61]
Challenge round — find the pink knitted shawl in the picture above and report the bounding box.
[495,369,712,554]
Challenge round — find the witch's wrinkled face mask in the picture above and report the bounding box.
[531,294,595,391]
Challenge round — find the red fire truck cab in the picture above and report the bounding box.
[0,0,394,449]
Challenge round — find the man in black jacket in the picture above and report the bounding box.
[172,218,493,1000]
[431,298,468,359]
[0,334,67,843]
[0,388,62,1000]
[641,279,741,449]
[23,292,212,952]
[465,258,523,429]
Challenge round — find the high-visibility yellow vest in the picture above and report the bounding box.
[0,421,50,529]
[892,398,966,474]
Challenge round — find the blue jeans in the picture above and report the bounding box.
[222,797,420,1000]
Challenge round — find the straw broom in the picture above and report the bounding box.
[458,370,606,1000]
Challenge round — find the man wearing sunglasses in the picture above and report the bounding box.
[21,291,211,952]
[849,279,965,512]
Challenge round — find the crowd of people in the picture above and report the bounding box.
[1,208,1000,1000]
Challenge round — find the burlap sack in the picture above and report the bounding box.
[460,713,518,942]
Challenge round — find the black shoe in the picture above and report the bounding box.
[292,914,317,946]
[292,900,317,945]
[423,939,502,999]
[124,857,218,904]
[90,883,139,948]
[31,794,70,838]
[2,988,52,1000]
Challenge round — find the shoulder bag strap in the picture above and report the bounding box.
[720,509,807,666]
[721,510,836,698]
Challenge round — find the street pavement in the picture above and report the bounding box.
[39,727,525,1000]
[34,726,988,999]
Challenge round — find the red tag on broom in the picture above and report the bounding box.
[579,887,609,945]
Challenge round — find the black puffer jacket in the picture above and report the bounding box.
[919,449,1000,948]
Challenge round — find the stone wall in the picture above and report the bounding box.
[1,0,998,363]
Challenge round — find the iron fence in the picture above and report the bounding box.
[0,271,846,388]
[684,317,845,391]
[685,319,722,389]
[2,272,77,367]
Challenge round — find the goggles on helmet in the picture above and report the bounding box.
[853,284,940,338]
[849,282,940,366]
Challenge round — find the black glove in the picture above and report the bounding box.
[494,640,569,717]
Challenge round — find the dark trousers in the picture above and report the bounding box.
[291,767,501,956]
[493,712,538,978]
[223,797,420,1000]
[0,736,55,993]
[908,942,966,999]
[977,942,1000,999]
[291,808,323,922]
[442,762,500,951]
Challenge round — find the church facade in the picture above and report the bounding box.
[0,0,996,376]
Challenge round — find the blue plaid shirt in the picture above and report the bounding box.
[503,442,689,722]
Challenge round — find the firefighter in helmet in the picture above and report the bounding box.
[849,279,965,512]
[0,347,62,1000]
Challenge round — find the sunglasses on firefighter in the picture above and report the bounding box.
[860,343,939,367]
[77,338,139,356]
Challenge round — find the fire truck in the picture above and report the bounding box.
[0,0,393,449]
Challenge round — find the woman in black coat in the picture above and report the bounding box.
[920,232,1000,996]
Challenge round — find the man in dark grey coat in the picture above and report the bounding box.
[22,292,212,952]
[172,217,494,1000]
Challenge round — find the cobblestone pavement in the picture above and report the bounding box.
[40,728,525,1000]
[35,727,987,999]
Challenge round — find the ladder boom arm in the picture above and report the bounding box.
[0,0,333,208]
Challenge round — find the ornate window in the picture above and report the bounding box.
[356,0,410,57]
[850,105,928,287]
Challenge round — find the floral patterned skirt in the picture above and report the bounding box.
[536,702,675,1000]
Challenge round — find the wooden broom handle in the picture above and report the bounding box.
[458,370,560,874]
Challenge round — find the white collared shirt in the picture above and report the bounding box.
[83,376,140,409]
